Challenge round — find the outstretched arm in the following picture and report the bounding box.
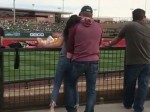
[45,37,64,48]
[37,32,64,48]
[105,36,123,47]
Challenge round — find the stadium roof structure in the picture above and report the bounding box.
[0,6,72,15]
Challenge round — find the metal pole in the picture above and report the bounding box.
[61,0,64,18]
[13,0,16,25]
[62,0,64,12]
[145,0,147,12]
[32,4,35,10]
[98,0,100,18]
[0,49,4,109]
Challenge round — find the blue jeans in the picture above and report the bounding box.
[50,56,79,107]
[66,61,98,112]
[123,64,150,112]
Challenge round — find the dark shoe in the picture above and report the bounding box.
[133,111,142,112]
[124,105,132,109]
[133,109,142,112]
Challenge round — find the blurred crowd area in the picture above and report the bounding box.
[0,17,150,34]
[0,18,65,32]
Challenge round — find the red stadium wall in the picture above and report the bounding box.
[102,39,126,47]
[3,38,126,47]
[3,39,38,47]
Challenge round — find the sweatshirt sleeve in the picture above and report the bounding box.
[67,24,78,54]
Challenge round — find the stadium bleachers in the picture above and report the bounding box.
[0,18,65,32]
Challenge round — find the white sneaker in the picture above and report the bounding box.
[75,104,80,112]
[49,101,56,112]
[50,108,55,112]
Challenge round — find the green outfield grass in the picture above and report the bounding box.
[3,50,125,82]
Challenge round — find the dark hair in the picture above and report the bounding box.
[132,8,145,21]
[63,15,81,42]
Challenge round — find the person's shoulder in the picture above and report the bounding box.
[121,21,136,29]
[94,21,103,29]
[126,21,141,26]
[145,23,150,28]
[124,21,134,26]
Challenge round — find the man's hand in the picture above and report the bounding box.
[67,52,73,59]
[102,41,112,47]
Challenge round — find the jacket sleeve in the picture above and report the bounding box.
[67,24,78,54]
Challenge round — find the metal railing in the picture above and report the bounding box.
[0,47,148,111]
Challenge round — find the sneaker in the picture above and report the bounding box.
[74,104,80,112]
[50,108,55,112]
[49,101,56,112]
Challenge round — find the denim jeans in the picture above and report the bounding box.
[50,56,79,107]
[66,61,98,112]
[123,64,150,112]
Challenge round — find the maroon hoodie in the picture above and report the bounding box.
[67,17,103,61]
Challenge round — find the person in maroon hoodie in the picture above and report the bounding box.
[66,5,103,112]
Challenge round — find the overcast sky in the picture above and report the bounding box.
[0,0,149,19]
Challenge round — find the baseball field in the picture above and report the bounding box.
[2,49,125,82]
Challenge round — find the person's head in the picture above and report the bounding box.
[63,15,81,42]
[79,5,93,18]
[132,8,146,21]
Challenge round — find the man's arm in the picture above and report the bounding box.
[106,36,123,47]
[104,24,127,47]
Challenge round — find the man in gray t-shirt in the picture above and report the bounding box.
[118,21,150,65]
[105,8,150,112]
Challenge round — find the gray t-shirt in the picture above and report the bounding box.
[118,21,150,65]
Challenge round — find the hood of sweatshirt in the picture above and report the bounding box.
[81,17,94,27]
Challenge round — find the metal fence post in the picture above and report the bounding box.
[123,49,126,93]
[0,48,4,109]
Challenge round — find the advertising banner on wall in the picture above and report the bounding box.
[4,31,53,38]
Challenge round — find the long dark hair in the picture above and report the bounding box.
[63,15,81,42]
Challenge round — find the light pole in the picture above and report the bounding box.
[98,0,100,18]
[93,9,97,18]
[13,0,16,25]
[62,0,64,12]
[145,0,147,12]
[32,4,35,10]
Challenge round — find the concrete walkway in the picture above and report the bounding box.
[22,101,150,112]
